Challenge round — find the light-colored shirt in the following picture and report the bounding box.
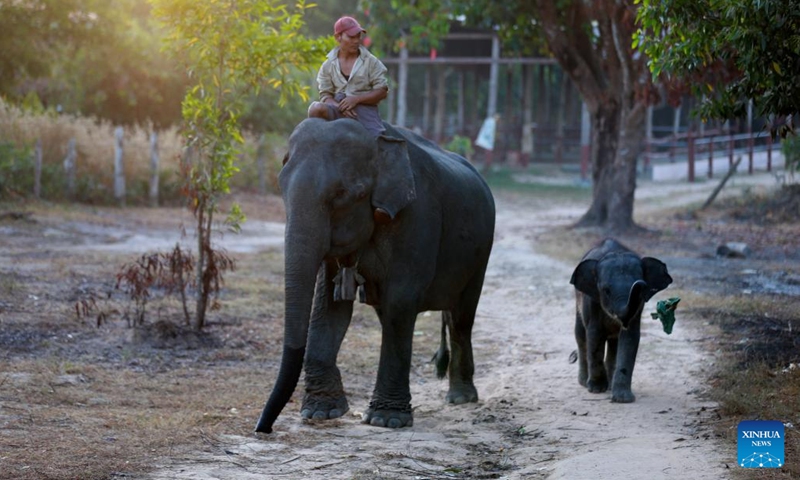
[317,45,388,102]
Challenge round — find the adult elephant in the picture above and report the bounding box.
[255,118,495,433]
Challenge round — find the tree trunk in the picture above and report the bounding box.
[423,66,432,135]
[433,66,447,143]
[396,45,408,127]
[194,198,209,331]
[576,100,646,232]
[554,70,568,163]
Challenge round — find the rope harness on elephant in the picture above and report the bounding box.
[332,258,365,302]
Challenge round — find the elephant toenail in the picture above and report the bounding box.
[387,418,402,428]
[370,417,385,427]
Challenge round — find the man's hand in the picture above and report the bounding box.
[337,95,360,118]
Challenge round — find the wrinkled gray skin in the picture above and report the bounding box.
[569,238,672,403]
[255,118,495,433]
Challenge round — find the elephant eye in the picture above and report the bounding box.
[329,188,349,208]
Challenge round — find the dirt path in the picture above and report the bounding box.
[138,175,786,479]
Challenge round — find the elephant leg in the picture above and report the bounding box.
[302,263,353,420]
[575,314,588,387]
[444,293,480,404]
[362,303,417,428]
[444,270,486,405]
[611,318,640,403]
[585,323,609,393]
[605,337,618,383]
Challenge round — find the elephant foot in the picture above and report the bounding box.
[361,399,413,428]
[587,377,608,393]
[361,408,413,428]
[578,371,588,387]
[611,389,636,403]
[300,393,349,420]
[446,384,478,404]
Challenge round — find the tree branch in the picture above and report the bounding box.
[534,0,605,109]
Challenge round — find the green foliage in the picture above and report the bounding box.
[359,0,455,55]
[69,3,189,127]
[448,1,550,56]
[0,0,100,95]
[150,0,330,329]
[0,141,68,201]
[781,134,800,175]
[637,0,800,133]
[240,70,317,135]
[443,135,474,159]
[0,0,187,127]
[362,1,549,57]
[0,143,33,199]
[303,0,361,37]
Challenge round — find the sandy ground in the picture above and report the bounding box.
[132,175,792,480]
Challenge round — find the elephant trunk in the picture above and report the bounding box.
[621,280,648,327]
[255,218,328,433]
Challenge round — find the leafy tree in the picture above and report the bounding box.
[302,0,360,37]
[364,0,657,232]
[0,0,102,97]
[1,0,188,127]
[636,0,800,137]
[150,0,331,330]
[55,0,188,127]
[360,0,453,55]
[69,1,188,127]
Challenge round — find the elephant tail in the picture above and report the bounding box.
[431,314,450,379]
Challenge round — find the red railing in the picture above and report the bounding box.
[643,128,779,182]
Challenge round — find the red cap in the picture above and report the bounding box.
[334,16,366,37]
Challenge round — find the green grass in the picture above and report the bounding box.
[481,166,591,199]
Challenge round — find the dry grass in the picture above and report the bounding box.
[0,100,184,203]
[1,356,280,479]
[0,100,288,204]
[0,243,287,479]
[699,295,800,479]
[0,195,446,479]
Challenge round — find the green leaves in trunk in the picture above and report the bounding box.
[651,297,681,335]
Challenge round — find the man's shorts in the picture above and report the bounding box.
[327,93,386,137]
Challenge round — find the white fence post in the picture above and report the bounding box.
[34,138,42,198]
[63,138,76,198]
[257,134,268,194]
[114,126,125,206]
[149,131,159,207]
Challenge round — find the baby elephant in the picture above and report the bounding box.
[569,238,672,403]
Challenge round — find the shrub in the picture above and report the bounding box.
[780,133,800,176]
[444,135,475,160]
[0,142,33,199]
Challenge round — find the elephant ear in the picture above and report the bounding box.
[570,259,600,300]
[372,135,417,220]
[641,257,673,301]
